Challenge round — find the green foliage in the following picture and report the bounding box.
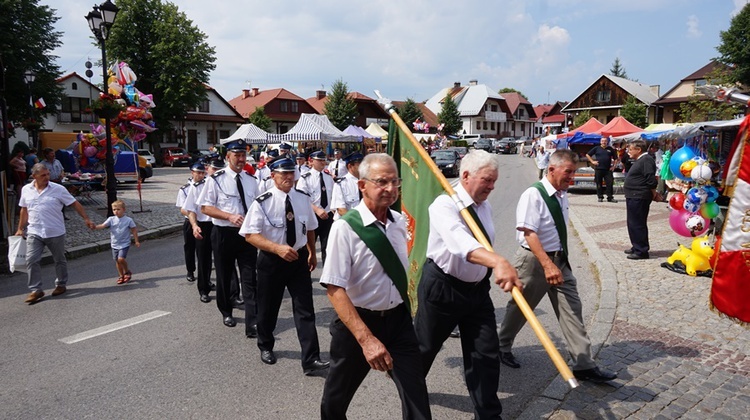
[398,98,423,131]
[437,94,462,136]
[248,106,272,131]
[717,3,750,87]
[677,96,741,123]
[573,110,592,128]
[106,0,217,139]
[620,95,647,128]
[498,87,528,100]
[0,0,64,123]
[323,79,358,131]
[610,57,628,79]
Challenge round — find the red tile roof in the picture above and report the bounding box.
[228,88,306,118]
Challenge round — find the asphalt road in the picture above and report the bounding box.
[0,154,597,419]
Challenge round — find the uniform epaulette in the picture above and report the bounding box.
[334,177,344,184]
[295,188,310,197]
[263,176,272,182]
[255,191,273,202]
[244,172,257,180]
[180,183,190,190]
[212,169,226,178]
[301,172,312,178]
[194,179,206,186]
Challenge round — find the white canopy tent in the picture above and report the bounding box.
[269,114,361,143]
[365,122,388,143]
[220,123,270,145]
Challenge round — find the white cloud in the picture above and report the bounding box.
[686,15,702,39]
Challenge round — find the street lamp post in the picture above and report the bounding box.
[24,70,36,148]
[85,0,119,217]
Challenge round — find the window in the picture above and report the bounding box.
[207,130,217,143]
[60,96,92,123]
[490,122,495,130]
[483,121,488,130]
[596,90,611,102]
[476,121,481,130]
[279,101,288,112]
[491,104,498,112]
[196,100,209,113]
[219,130,230,139]
[72,82,78,90]
[291,101,299,113]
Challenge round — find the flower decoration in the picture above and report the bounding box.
[20,117,42,131]
[90,93,125,118]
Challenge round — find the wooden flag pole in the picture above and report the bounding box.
[381,96,578,388]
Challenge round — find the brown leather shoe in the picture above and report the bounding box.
[51,286,67,296]
[25,290,45,304]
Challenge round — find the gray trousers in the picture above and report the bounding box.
[26,234,68,292]
[498,247,595,370]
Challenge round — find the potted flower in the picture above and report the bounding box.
[91,94,124,119]
[20,117,42,131]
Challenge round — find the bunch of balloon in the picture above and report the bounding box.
[105,61,157,146]
[666,145,716,237]
[71,125,116,172]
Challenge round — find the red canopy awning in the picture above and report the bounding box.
[559,117,604,138]
[595,116,642,137]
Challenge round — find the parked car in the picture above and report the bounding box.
[493,137,517,154]
[568,166,625,191]
[160,147,191,167]
[189,149,215,163]
[137,149,156,165]
[459,133,482,147]
[474,138,493,153]
[447,146,468,159]
[431,150,461,178]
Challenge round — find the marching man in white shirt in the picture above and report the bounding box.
[330,152,363,220]
[327,149,347,180]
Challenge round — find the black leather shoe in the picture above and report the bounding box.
[624,248,634,255]
[607,198,618,203]
[232,299,244,309]
[499,351,520,369]
[573,367,617,383]
[186,273,195,282]
[597,198,603,202]
[260,350,277,365]
[200,294,211,303]
[210,283,216,290]
[303,359,330,375]
[627,253,649,260]
[223,316,236,327]
[449,328,460,338]
[246,324,258,338]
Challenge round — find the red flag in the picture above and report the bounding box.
[710,115,750,325]
[34,98,46,109]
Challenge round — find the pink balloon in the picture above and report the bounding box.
[669,209,693,237]
[84,146,97,157]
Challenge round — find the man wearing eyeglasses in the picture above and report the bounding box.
[242,156,329,375]
[414,149,522,419]
[320,153,430,419]
[296,150,334,265]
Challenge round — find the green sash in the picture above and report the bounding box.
[341,209,411,312]
[532,182,568,257]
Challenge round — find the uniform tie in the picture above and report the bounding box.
[236,173,248,214]
[334,160,339,177]
[285,195,296,247]
[319,173,328,209]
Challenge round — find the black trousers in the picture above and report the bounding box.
[414,260,502,420]
[195,221,213,296]
[315,212,334,265]
[182,219,196,275]
[594,169,614,200]
[321,304,431,420]
[626,197,652,256]
[256,248,320,365]
[211,226,257,324]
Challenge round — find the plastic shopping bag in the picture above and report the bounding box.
[8,235,27,273]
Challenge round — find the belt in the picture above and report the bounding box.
[425,259,488,289]
[522,246,564,258]
[357,303,404,318]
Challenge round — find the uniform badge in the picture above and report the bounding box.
[286,211,295,221]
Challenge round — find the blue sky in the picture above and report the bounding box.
[45,0,747,107]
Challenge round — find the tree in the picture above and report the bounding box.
[106,0,216,147]
[437,94,462,136]
[610,58,628,79]
[498,87,528,100]
[620,95,647,128]
[677,96,741,123]
[247,106,272,132]
[572,110,592,128]
[717,4,750,87]
[0,0,63,125]
[398,98,423,131]
[323,78,358,131]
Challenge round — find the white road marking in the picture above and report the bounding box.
[59,310,171,344]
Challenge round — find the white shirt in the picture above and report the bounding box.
[182,179,211,222]
[327,158,348,178]
[255,166,271,182]
[175,180,191,219]
[296,168,333,211]
[41,159,64,180]
[257,174,275,194]
[426,183,495,283]
[319,202,404,311]
[240,187,319,250]
[19,181,76,238]
[330,173,361,221]
[515,176,568,252]
[197,169,258,227]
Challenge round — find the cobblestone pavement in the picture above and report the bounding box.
[537,193,750,419]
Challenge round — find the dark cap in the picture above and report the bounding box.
[267,149,279,158]
[295,153,307,160]
[224,139,246,152]
[344,152,364,165]
[208,158,225,169]
[269,157,296,172]
[309,150,326,161]
[190,162,206,172]
[279,142,292,150]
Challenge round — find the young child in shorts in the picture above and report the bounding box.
[93,200,140,284]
